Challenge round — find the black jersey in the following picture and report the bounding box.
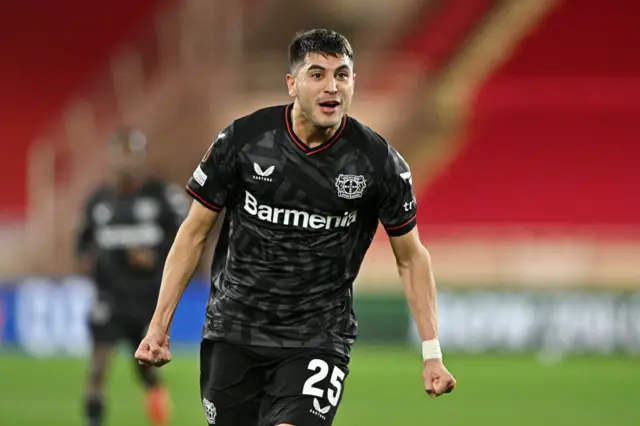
[186,104,417,357]
[76,179,188,309]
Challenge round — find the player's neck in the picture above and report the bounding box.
[291,102,340,149]
[114,175,143,193]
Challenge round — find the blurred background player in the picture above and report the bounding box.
[75,127,188,426]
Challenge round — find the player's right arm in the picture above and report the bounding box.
[137,125,237,366]
[147,201,219,333]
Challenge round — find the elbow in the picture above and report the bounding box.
[176,220,209,248]
[396,244,431,271]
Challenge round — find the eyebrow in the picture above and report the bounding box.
[307,64,351,73]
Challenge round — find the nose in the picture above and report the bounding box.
[325,77,338,94]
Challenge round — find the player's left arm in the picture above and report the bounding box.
[377,145,456,398]
[75,195,96,276]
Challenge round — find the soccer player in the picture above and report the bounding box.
[77,127,188,426]
[135,29,456,426]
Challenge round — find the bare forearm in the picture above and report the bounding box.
[397,246,438,341]
[150,225,207,333]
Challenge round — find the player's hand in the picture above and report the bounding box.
[135,326,172,367]
[423,358,456,398]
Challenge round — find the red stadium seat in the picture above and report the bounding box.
[417,0,640,230]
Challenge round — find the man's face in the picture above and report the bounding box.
[287,53,355,129]
[108,133,146,180]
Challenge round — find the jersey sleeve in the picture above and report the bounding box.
[377,146,418,237]
[185,124,238,212]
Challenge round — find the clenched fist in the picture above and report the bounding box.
[135,326,172,367]
[423,358,456,398]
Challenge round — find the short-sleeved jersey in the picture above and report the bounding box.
[77,179,188,310]
[186,104,417,357]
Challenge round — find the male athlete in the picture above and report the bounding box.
[77,127,188,426]
[136,29,456,426]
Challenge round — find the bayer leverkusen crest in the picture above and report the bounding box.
[335,174,367,200]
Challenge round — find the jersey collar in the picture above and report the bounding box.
[284,104,347,156]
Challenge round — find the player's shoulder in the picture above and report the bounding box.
[348,116,410,176]
[140,178,189,217]
[84,184,111,206]
[228,104,286,141]
[140,177,169,194]
[207,105,285,158]
[139,178,184,200]
[347,116,397,159]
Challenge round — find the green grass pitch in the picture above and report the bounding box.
[0,344,637,425]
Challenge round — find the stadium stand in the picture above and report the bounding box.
[418,0,640,229]
[0,0,166,219]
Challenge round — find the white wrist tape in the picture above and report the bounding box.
[422,339,442,361]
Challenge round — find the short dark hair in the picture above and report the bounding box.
[288,29,354,72]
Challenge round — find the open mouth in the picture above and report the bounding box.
[318,100,340,114]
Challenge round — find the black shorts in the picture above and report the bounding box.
[200,339,350,426]
[88,297,152,347]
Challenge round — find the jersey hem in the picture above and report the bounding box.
[185,186,224,212]
[384,215,417,237]
[201,326,353,358]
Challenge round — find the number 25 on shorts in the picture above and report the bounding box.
[302,359,346,407]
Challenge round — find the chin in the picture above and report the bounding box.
[314,115,343,130]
